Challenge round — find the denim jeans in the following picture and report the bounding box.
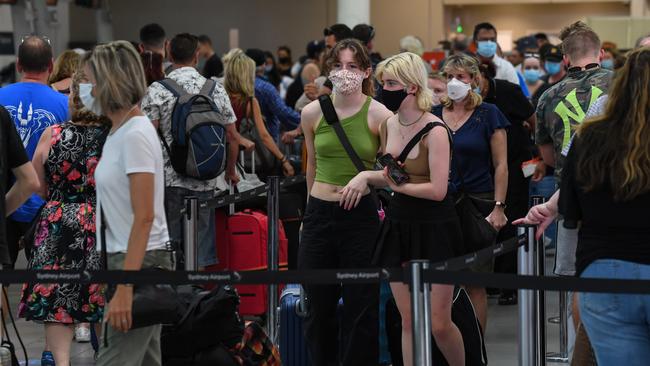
[529,175,557,247]
[165,187,217,267]
[579,259,650,366]
[298,195,380,366]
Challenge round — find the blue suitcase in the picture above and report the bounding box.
[279,284,310,366]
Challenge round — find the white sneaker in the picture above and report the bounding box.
[75,325,91,343]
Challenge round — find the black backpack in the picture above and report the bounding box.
[157,78,227,180]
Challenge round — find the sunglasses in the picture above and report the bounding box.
[21,35,51,45]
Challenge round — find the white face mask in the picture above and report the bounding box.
[446,78,471,101]
[79,82,102,115]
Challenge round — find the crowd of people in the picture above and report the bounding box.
[0,16,648,366]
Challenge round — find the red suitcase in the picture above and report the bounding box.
[209,208,288,316]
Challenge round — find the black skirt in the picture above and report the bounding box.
[373,192,464,267]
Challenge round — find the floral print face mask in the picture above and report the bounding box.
[329,69,365,95]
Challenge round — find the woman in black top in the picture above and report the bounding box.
[477,60,535,305]
[516,47,650,365]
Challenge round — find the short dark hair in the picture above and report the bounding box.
[534,33,549,42]
[473,22,497,41]
[18,36,52,73]
[324,24,353,42]
[352,24,375,46]
[277,45,291,56]
[197,35,212,46]
[139,23,166,48]
[169,33,199,64]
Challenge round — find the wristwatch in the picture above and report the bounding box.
[495,201,507,208]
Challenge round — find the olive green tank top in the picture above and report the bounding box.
[314,96,379,186]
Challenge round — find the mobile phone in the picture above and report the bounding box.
[376,153,409,185]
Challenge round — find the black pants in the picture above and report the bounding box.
[6,218,31,269]
[298,195,380,366]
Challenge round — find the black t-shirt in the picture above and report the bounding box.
[559,137,650,275]
[0,105,30,265]
[201,54,224,79]
[483,78,535,166]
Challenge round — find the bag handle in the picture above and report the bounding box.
[396,122,435,163]
[157,78,188,98]
[198,78,217,98]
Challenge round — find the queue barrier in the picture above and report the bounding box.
[7,176,650,364]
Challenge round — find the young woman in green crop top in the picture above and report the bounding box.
[344,52,466,365]
[298,39,392,366]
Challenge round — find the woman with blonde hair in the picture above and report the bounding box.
[223,48,294,177]
[432,53,509,331]
[49,50,81,94]
[19,57,109,366]
[344,52,465,365]
[83,41,171,366]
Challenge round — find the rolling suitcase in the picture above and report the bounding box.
[209,207,288,316]
[279,284,310,366]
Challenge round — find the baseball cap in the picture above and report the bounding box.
[541,44,563,62]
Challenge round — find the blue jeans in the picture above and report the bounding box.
[579,259,650,365]
[529,175,557,246]
[165,187,217,267]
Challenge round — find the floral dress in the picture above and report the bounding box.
[18,123,107,324]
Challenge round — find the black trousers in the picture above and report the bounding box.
[298,195,380,366]
[6,218,31,269]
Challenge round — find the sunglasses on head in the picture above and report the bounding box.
[21,35,51,45]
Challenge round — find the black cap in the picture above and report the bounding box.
[245,48,266,67]
[515,36,537,53]
[542,45,563,62]
[352,24,375,45]
[306,40,325,60]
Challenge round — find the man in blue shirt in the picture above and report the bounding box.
[245,48,300,141]
[0,35,68,266]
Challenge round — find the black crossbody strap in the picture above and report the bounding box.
[318,95,379,206]
[100,206,108,270]
[397,122,435,163]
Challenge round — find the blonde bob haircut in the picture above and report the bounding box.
[223,48,256,98]
[85,40,147,114]
[441,54,482,111]
[376,52,434,112]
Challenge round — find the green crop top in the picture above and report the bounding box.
[314,96,379,186]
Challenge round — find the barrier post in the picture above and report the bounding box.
[518,225,537,366]
[266,176,280,342]
[530,196,547,366]
[409,260,429,366]
[182,196,199,271]
[421,261,433,366]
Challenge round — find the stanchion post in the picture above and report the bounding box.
[421,261,433,366]
[530,196,546,366]
[518,225,537,366]
[182,196,199,271]
[409,260,426,366]
[266,176,280,342]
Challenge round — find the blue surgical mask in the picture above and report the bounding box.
[78,82,102,115]
[477,41,497,58]
[473,86,481,94]
[545,61,562,76]
[264,64,273,73]
[523,69,541,83]
[601,59,614,70]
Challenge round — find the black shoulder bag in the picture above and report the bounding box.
[318,95,381,206]
[449,131,498,254]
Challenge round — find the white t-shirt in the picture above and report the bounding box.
[95,115,169,254]
[493,55,520,85]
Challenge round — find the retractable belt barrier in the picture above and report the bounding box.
[4,175,650,295]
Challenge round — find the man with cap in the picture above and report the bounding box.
[531,44,567,107]
[352,24,382,67]
[323,23,353,50]
[246,48,300,142]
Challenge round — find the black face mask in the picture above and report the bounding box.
[381,88,409,112]
[278,56,291,64]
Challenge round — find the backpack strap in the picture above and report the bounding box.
[199,78,217,97]
[157,78,187,98]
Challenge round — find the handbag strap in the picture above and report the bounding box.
[100,206,108,270]
[396,122,435,163]
[318,95,379,206]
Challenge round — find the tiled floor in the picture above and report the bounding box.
[3,257,568,365]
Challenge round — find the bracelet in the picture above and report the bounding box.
[280,156,288,163]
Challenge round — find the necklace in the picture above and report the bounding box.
[398,111,425,127]
[445,108,472,134]
[109,105,138,135]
